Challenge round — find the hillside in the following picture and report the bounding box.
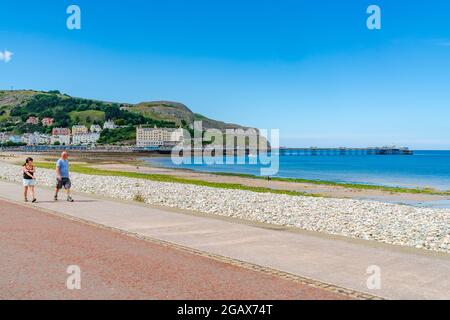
[0,90,252,132]
[125,101,249,130]
[0,90,174,139]
[69,110,106,126]
[0,90,39,122]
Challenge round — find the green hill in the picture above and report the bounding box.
[0,90,253,132]
[0,90,265,146]
[124,101,249,130]
[0,90,176,137]
[126,101,194,125]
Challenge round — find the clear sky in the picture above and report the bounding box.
[1,0,450,149]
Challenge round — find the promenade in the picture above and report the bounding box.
[0,180,448,300]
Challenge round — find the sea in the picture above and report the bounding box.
[143,150,450,191]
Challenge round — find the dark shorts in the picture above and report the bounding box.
[56,177,71,190]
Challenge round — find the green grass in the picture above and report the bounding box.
[32,161,450,196]
[212,172,450,195]
[193,113,209,120]
[0,107,10,121]
[69,110,105,125]
[34,162,321,197]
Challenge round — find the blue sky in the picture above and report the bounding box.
[1,0,450,149]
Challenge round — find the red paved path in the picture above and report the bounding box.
[0,200,348,300]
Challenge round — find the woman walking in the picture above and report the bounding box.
[23,157,37,203]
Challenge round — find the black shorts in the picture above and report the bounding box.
[56,178,71,190]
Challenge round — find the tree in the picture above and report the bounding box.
[105,106,122,119]
[40,109,54,118]
[115,119,126,126]
[98,126,136,145]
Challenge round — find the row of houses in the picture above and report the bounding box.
[50,123,109,145]
[0,131,100,146]
[0,132,51,145]
[3,121,187,148]
[0,122,113,146]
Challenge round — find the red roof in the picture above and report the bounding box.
[52,128,71,135]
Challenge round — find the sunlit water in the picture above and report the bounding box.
[143,150,450,191]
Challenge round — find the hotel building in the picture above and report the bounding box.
[136,126,184,147]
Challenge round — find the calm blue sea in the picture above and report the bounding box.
[143,150,450,191]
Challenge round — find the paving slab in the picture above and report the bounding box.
[0,180,448,299]
[1,200,350,300]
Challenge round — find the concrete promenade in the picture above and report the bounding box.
[0,180,448,299]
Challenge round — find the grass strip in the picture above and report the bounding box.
[34,161,450,196]
[211,172,450,195]
[34,162,322,197]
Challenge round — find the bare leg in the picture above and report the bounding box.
[30,186,36,201]
[54,188,59,200]
[24,186,28,201]
[66,188,73,201]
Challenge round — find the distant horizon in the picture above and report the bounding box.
[2,1,450,149]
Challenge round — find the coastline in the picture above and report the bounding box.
[2,151,450,206]
[0,158,448,253]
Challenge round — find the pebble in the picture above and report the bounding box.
[0,163,448,253]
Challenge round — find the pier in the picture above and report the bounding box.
[278,147,413,156]
[163,146,414,156]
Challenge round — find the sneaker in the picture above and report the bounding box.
[67,196,74,202]
[54,195,58,201]
[32,198,37,203]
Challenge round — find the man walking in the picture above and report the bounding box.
[55,151,74,202]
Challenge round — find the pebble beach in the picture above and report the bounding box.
[0,162,448,253]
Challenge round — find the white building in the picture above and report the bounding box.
[51,134,71,146]
[1,133,24,144]
[136,126,184,147]
[22,133,37,146]
[72,125,88,135]
[90,124,102,133]
[103,120,116,130]
[72,132,100,145]
[22,132,51,146]
[0,132,8,143]
[9,135,23,144]
[40,134,52,145]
